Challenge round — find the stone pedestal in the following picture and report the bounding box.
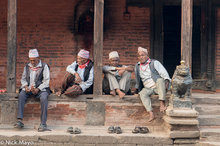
[164,96,200,145]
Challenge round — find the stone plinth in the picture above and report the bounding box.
[164,106,199,144]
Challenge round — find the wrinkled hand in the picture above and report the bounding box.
[116,67,126,76]
[74,73,82,84]
[25,86,31,93]
[31,86,39,95]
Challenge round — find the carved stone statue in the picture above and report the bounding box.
[171,60,193,98]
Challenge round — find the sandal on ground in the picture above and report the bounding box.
[70,127,81,134]
[38,124,51,132]
[132,126,141,134]
[14,121,24,129]
[115,126,122,134]
[67,127,73,133]
[140,127,149,134]
[107,126,115,133]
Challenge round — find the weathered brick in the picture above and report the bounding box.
[0,0,150,89]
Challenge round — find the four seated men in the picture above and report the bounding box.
[13,47,170,131]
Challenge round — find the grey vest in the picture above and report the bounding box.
[25,62,51,94]
[135,59,161,91]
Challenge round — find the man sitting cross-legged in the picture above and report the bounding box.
[103,51,134,99]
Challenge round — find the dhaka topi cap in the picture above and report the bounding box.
[78,49,89,59]
[109,51,119,59]
[29,49,39,58]
[138,47,148,55]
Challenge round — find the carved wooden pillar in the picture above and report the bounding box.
[93,0,104,95]
[181,0,193,70]
[7,0,17,93]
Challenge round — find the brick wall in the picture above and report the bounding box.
[216,8,220,79]
[0,0,150,89]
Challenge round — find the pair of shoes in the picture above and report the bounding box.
[132,126,149,134]
[107,126,122,134]
[38,124,51,132]
[67,127,81,134]
[14,121,24,129]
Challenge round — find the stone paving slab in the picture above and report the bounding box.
[0,126,172,145]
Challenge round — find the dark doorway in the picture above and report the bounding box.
[192,6,201,79]
[163,6,201,78]
[163,6,181,77]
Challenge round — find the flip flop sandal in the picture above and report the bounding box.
[38,124,51,132]
[132,126,141,134]
[107,126,115,133]
[70,127,81,134]
[14,121,24,129]
[67,127,73,133]
[140,127,149,134]
[115,126,122,134]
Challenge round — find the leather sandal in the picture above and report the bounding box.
[67,127,73,133]
[38,124,51,132]
[115,126,122,134]
[70,127,81,134]
[132,126,141,133]
[108,126,115,133]
[14,121,24,129]
[140,127,149,134]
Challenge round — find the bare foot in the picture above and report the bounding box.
[110,90,116,96]
[160,101,167,112]
[148,111,155,122]
[56,91,62,96]
[116,89,125,99]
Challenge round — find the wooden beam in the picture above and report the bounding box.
[93,0,104,95]
[7,0,17,93]
[181,0,193,69]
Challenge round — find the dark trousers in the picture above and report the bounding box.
[61,73,76,94]
[17,90,49,125]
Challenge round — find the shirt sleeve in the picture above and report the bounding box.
[21,66,28,89]
[37,64,50,91]
[66,61,77,75]
[103,65,116,72]
[154,60,171,81]
[79,66,94,92]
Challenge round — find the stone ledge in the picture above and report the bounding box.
[169,131,200,138]
[0,93,170,104]
[163,116,199,125]
[166,107,198,118]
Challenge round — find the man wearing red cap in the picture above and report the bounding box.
[14,49,51,132]
[56,49,94,96]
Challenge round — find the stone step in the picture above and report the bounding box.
[191,93,220,105]
[200,127,220,139]
[198,141,220,146]
[193,104,220,115]
[0,125,173,146]
[198,115,220,126]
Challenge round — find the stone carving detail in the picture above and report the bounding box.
[171,60,193,98]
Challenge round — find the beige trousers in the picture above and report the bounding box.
[139,78,166,111]
[105,71,131,93]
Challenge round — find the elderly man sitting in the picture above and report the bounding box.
[14,49,51,132]
[56,49,94,96]
[103,51,134,99]
[135,47,171,122]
